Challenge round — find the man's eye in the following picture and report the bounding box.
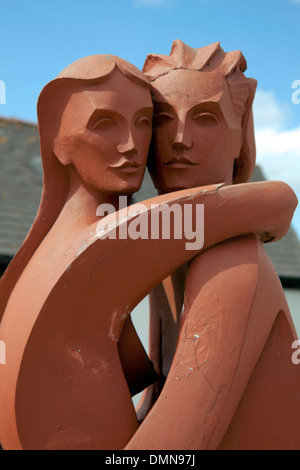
[153,112,174,126]
[93,117,116,130]
[193,112,219,126]
[135,116,152,128]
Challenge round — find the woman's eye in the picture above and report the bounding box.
[135,116,152,128]
[93,117,116,130]
[193,112,219,126]
[153,112,174,126]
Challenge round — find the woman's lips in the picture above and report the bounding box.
[118,165,141,173]
[110,161,142,173]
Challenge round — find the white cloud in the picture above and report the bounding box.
[255,126,300,159]
[253,89,300,237]
[253,89,289,129]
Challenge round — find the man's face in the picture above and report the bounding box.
[54,68,153,195]
[149,69,243,193]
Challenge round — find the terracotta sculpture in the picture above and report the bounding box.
[0,48,298,450]
[126,41,300,450]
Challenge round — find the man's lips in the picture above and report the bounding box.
[164,157,198,169]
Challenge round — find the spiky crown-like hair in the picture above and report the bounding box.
[143,40,256,122]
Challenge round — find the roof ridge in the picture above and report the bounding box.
[0,116,38,128]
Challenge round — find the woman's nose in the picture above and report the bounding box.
[117,128,137,156]
[172,118,193,151]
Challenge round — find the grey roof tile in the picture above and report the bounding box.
[0,118,42,256]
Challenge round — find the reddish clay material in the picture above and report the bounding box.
[0,48,298,450]
[1,180,294,450]
[129,41,300,449]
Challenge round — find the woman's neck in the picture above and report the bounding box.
[54,167,132,232]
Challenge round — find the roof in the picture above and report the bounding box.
[0,117,299,282]
[250,167,300,283]
[0,118,42,257]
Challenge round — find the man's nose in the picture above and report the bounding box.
[117,128,138,156]
[172,118,193,151]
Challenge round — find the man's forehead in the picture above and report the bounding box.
[151,69,225,106]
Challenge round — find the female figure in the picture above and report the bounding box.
[0,55,157,449]
[128,41,300,450]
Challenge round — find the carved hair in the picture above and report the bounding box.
[143,40,257,185]
[0,56,151,318]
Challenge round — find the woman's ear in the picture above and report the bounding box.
[233,78,257,184]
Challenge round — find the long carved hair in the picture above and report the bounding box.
[0,55,151,319]
[143,40,257,185]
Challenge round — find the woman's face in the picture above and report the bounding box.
[149,69,243,193]
[54,68,153,195]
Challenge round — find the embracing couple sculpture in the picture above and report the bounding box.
[0,40,299,450]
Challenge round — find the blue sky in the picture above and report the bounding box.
[1,0,300,236]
